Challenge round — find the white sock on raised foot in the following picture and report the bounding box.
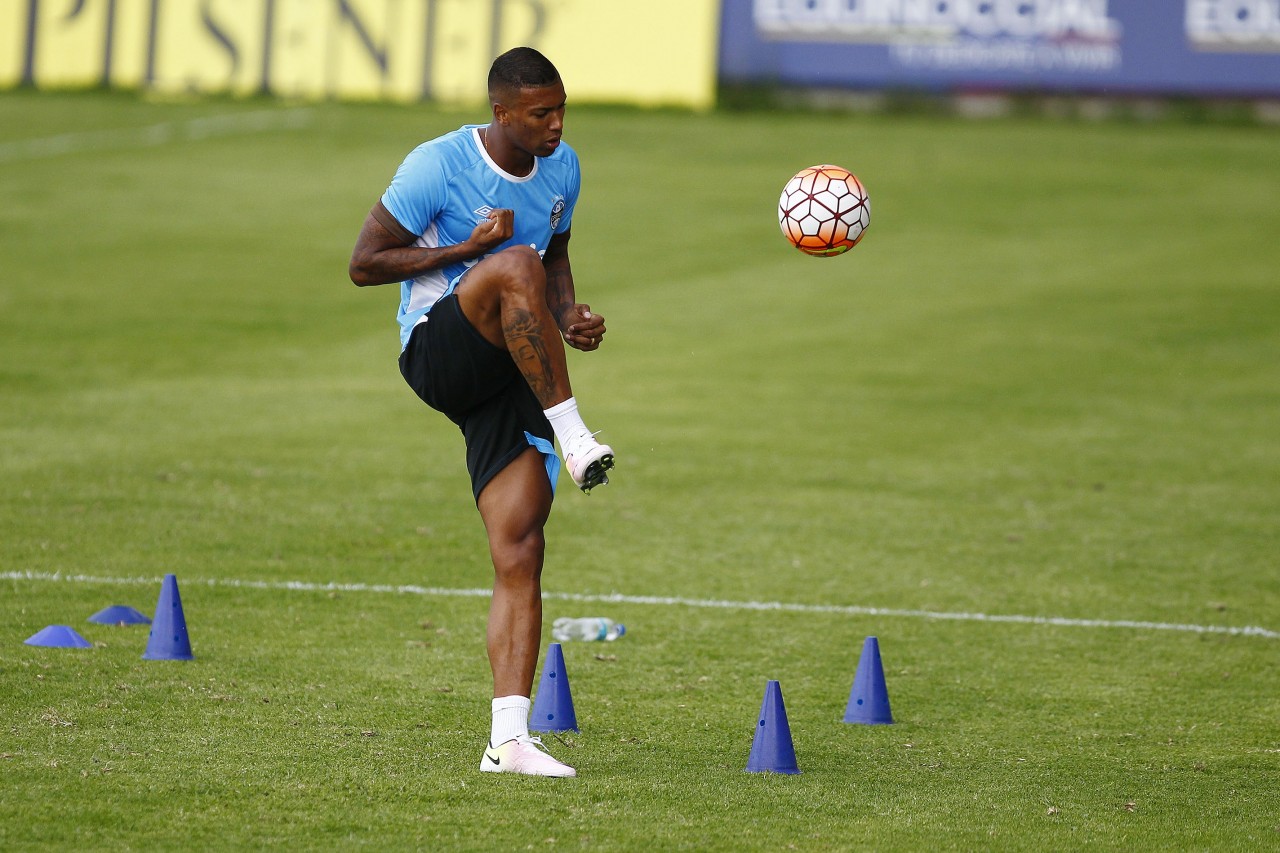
[491,695,531,747]
[543,397,595,460]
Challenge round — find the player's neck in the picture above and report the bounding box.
[481,125,534,177]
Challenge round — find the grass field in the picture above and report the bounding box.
[2,89,1278,850]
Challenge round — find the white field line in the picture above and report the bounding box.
[0,108,315,163]
[4,570,1277,640]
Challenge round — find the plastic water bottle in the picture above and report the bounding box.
[552,616,626,642]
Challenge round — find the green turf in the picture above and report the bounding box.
[1,89,1278,850]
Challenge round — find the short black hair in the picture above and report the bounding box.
[488,47,560,102]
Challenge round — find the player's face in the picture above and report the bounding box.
[504,82,566,158]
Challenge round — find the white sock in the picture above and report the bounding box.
[491,695,531,746]
[543,397,594,458]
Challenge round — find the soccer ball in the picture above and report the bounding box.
[777,164,870,257]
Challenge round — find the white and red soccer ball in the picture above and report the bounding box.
[778,164,870,257]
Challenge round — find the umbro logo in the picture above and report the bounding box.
[474,205,494,218]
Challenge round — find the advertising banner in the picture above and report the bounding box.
[1,0,720,109]
[721,0,1280,97]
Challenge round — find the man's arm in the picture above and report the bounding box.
[348,200,512,287]
[543,230,605,352]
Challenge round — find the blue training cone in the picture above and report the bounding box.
[529,642,578,732]
[746,679,801,774]
[843,636,893,725]
[25,625,93,648]
[88,605,151,626]
[142,574,193,660]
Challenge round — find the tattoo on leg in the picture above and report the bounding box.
[504,308,558,405]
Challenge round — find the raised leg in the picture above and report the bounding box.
[456,246,572,409]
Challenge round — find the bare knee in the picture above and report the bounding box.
[491,528,545,586]
[497,243,543,266]
[489,245,546,296]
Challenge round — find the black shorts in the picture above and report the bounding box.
[399,293,555,502]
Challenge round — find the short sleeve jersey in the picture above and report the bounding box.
[380,125,581,350]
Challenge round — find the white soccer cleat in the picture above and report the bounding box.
[565,441,614,493]
[480,735,577,777]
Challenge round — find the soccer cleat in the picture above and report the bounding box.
[565,441,614,493]
[480,735,576,777]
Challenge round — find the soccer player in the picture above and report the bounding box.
[348,47,614,778]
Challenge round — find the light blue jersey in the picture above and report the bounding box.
[380,125,580,350]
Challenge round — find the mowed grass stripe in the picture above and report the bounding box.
[0,107,315,162]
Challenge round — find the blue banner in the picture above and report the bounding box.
[720,1,1280,96]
